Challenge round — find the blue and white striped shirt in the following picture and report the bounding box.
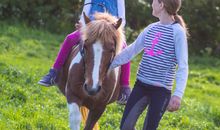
[110,22,188,98]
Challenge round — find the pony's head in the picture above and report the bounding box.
[80,12,124,96]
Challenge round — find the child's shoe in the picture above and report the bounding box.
[38,68,57,87]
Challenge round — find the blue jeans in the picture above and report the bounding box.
[120,80,171,130]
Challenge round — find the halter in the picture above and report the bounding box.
[79,40,85,58]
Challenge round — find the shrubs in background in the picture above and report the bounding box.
[0,0,219,56]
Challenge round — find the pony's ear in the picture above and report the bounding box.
[83,12,91,24]
[113,18,122,30]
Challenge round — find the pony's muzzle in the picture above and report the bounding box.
[83,83,101,96]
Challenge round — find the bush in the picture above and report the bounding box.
[1,0,220,56]
[0,0,82,33]
[181,0,220,56]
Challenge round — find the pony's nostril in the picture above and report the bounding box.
[83,83,88,91]
[97,85,101,92]
[84,85,101,96]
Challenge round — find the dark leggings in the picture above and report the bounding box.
[120,80,171,130]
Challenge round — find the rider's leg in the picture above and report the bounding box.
[38,30,81,87]
[117,42,132,105]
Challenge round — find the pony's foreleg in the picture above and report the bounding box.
[68,102,81,130]
[84,107,106,130]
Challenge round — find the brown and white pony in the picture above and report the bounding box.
[56,12,124,130]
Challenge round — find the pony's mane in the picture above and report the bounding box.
[81,12,124,54]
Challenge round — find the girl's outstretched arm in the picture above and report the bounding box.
[110,29,146,69]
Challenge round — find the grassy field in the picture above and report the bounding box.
[0,21,220,130]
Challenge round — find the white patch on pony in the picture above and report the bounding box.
[69,52,82,71]
[107,67,119,103]
[65,84,68,96]
[68,103,81,130]
[92,41,103,89]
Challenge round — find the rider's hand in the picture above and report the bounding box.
[167,95,181,112]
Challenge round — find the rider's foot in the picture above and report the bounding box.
[38,68,57,87]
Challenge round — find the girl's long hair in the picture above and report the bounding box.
[159,0,189,36]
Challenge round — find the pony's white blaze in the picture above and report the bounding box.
[92,41,103,89]
[68,103,81,130]
[69,51,82,71]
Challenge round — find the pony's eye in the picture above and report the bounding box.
[83,39,88,45]
[106,48,115,53]
[110,49,115,53]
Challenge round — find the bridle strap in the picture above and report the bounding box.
[79,40,86,79]
[79,40,85,57]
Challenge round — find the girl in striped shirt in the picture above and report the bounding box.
[110,0,189,129]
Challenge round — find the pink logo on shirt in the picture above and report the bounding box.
[145,32,163,56]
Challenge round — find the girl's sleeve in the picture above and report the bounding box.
[173,27,189,99]
[110,28,147,69]
[80,0,92,25]
[117,0,126,28]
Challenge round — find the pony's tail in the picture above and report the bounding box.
[80,107,100,130]
[174,14,190,37]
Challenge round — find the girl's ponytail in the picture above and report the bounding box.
[159,0,190,37]
[174,14,189,37]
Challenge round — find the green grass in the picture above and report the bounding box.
[0,21,220,130]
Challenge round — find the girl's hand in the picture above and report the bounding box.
[167,95,181,112]
[75,22,82,30]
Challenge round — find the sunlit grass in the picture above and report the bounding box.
[0,21,220,130]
